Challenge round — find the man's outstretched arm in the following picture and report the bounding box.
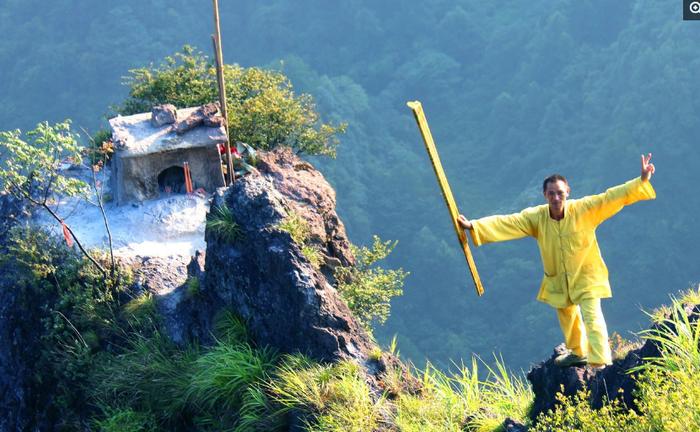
[458,208,537,246]
[578,153,657,226]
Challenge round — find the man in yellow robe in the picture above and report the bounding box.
[458,154,656,368]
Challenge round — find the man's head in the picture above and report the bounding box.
[542,174,570,219]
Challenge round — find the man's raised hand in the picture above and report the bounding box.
[641,153,655,182]
[458,214,473,230]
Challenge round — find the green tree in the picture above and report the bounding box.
[120,46,346,157]
[0,121,106,276]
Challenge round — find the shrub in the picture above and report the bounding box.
[334,235,407,332]
[120,46,345,157]
[532,390,646,432]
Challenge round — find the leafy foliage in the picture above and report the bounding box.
[531,390,645,432]
[0,120,87,203]
[0,120,110,276]
[335,235,407,332]
[121,46,346,157]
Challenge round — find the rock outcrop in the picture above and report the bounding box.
[527,303,700,422]
[200,147,373,363]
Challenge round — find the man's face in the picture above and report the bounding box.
[544,180,570,216]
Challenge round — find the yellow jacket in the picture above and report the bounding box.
[470,178,656,308]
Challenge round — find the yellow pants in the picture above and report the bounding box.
[556,298,612,365]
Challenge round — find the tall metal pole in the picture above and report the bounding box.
[213,0,234,185]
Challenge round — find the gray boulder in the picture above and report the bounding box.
[150,103,177,127]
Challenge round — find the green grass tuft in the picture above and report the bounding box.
[91,407,157,432]
[122,292,156,324]
[213,310,249,345]
[395,356,532,432]
[187,342,278,413]
[186,277,200,297]
[89,331,197,424]
[269,356,383,432]
[277,211,311,245]
[207,203,243,242]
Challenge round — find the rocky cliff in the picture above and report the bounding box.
[200,148,375,363]
[152,147,377,364]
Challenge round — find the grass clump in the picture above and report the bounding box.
[207,202,243,242]
[213,309,249,345]
[269,355,384,432]
[301,244,323,268]
[631,296,700,431]
[278,211,310,244]
[185,277,200,297]
[122,292,156,324]
[187,343,278,413]
[278,210,323,268]
[91,407,157,432]
[89,331,198,425]
[395,357,532,432]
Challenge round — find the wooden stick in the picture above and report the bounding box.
[184,162,193,194]
[216,144,227,186]
[407,100,485,296]
[212,0,234,185]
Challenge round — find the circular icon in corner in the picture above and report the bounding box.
[691,1,700,14]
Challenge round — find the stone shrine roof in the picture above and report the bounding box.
[109,106,227,158]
